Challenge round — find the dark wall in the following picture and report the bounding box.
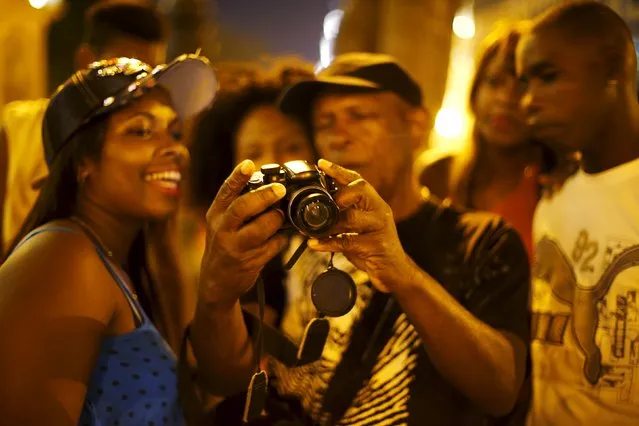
[216,0,329,61]
[46,0,330,91]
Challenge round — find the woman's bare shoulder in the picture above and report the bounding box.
[0,221,116,322]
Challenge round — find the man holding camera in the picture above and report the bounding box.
[192,53,531,425]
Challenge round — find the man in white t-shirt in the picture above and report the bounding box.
[0,1,168,256]
[517,2,639,424]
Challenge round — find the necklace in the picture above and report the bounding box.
[70,216,113,258]
[69,216,138,300]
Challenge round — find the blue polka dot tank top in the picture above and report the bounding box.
[17,227,184,426]
[79,322,183,426]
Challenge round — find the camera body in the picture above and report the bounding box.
[244,160,340,237]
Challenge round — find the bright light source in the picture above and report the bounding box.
[323,9,344,40]
[452,15,475,40]
[318,9,343,68]
[319,37,333,68]
[29,0,49,9]
[435,108,465,138]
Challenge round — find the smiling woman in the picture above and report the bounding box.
[0,55,218,425]
[83,89,189,219]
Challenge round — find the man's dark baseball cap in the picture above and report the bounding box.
[278,52,422,117]
[43,53,217,166]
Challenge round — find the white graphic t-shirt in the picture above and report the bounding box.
[529,158,639,425]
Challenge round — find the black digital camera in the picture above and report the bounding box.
[244,160,340,237]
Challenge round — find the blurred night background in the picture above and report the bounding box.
[2,0,639,152]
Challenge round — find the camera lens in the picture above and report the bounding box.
[289,189,339,237]
[303,201,330,230]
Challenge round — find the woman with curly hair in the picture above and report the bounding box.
[186,59,317,326]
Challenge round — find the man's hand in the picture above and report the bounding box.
[198,160,288,309]
[307,159,410,293]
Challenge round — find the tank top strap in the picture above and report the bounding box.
[11,225,146,325]
[13,226,78,250]
[94,247,146,326]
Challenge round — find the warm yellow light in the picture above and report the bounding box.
[452,15,475,40]
[435,108,465,139]
[29,0,48,9]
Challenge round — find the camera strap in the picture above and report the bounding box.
[242,237,332,369]
[241,308,329,368]
[242,274,329,423]
[243,276,269,422]
[241,238,354,422]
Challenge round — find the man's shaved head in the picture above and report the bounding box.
[516,1,639,172]
[531,1,636,82]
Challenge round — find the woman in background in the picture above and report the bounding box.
[187,59,316,326]
[419,23,577,261]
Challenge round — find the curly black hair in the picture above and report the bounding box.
[189,61,315,210]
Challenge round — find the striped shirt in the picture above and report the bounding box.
[272,201,531,425]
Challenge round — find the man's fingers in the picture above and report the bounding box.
[334,178,385,212]
[235,209,286,251]
[252,234,289,266]
[207,160,256,220]
[316,158,385,212]
[317,158,361,185]
[308,232,363,253]
[224,183,287,230]
[330,208,382,235]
